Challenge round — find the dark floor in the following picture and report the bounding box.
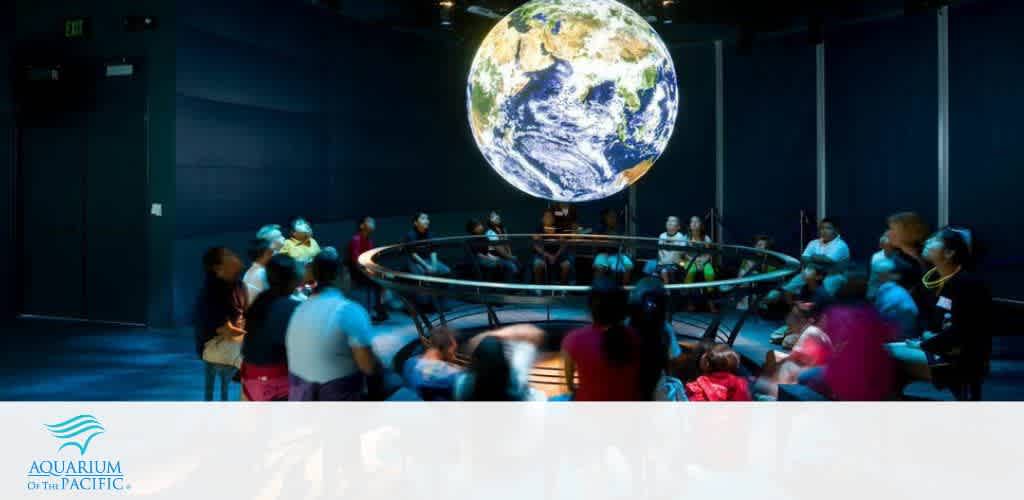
[1,305,1022,401]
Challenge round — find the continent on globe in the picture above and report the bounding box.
[467,0,679,202]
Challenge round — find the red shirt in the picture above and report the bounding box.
[350,232,375,264]
[685,372,751,402]
[562,325,643,401]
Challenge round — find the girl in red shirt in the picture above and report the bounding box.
[686,345,751,401]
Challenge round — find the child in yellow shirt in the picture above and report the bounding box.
[279,217,321,264]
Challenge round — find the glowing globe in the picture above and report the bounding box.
[467,0,679,202]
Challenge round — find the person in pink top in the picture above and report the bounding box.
[561,277,644,401]
[785,273,899,400]
[813,301,898,400]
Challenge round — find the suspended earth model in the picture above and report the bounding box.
[467,0,679,202]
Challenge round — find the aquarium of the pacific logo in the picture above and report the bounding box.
[25,415,130,492]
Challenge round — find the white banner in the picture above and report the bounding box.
[1,403,1021,499]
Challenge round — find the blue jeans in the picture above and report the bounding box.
[410,260,452,276]
[479,256,519,282]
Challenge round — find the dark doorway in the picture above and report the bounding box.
[15,57,148,324]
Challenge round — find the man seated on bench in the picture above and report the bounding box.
[404,211,451,277]
[533,209,572,285]
[467,218,517,282]
[593,208,633,285]
[764,218,850,310]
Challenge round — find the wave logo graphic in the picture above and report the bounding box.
[44,415,105,455]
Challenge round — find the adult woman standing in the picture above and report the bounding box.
[241,254,302,401]
[195,247,247,368]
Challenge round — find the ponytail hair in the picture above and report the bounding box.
[936,226,981,271]
[202,246,230,281]
[466,336,515,401]
[248,254,301,315]
[589,276,630,364]
[264,254,300,298]
[630,278,670,398]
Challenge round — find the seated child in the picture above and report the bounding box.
[685,344,751,402]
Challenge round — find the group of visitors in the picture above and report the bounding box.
[196,216,386,401]
[401,276,750,402]
[460,207,723,313]
[753,213,991,401]
[195,206,993,402]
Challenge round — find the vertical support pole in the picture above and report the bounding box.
[937,6,950,227]
[815,43,827,220]
[627,184,638,237]
[714,40,725,243]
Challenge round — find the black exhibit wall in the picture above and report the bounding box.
[173,0,546,324]
[176,0,335,237]
[0,4,14,321]
[176,0,542,239]
[13,0,176,325]
[327,26,541,220]
[635,43,717,237]
[949,0,1024,299]
[825,12,938,263]
[724,34,817,256]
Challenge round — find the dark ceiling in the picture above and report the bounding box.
[308,0,956,46]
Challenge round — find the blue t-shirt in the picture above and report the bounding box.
[402,356,463,391]
[285,288,374,383]
[875,281,920,340]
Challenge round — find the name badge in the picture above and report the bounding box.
[936,296,953,310]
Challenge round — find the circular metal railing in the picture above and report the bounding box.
[358,233,801,305]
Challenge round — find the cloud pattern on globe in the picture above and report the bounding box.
[467,0,679,202]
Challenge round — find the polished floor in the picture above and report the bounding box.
[1,305,1022,401]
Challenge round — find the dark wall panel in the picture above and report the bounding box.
[15,0,176,326]
[176,0,537,239]
[724,35,816,256]
[826,13,938,263]
[175,1,333,238]
[0,3,13,321]
[176,27,329,114]
[950,0,1024,299]
[636,44,717,237]
[176,97,327,170]
[324,38,538,220]
[173,0,545,323]
[179,0,339,64]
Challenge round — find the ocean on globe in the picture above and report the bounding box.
[467,0,679,202]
